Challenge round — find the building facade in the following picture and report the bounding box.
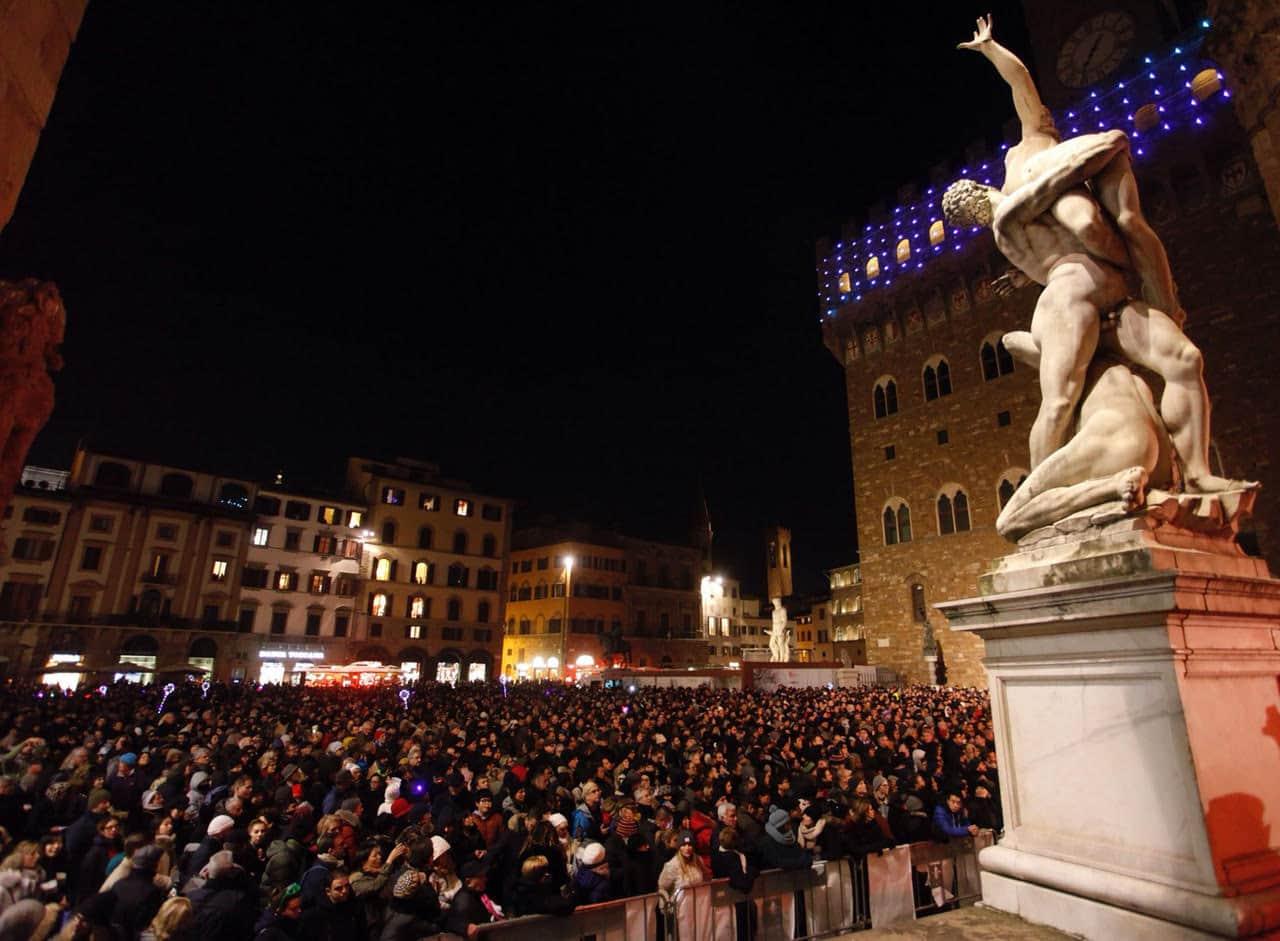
[345,457,512,683]
[827,562,867,666]
[501,525,706,677]
[818,13,1280,685]
[699,574,745,667]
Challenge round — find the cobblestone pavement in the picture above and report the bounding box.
[829,904,1078,939]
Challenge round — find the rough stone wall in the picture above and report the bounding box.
[826,113,1280,689]
[1207,0,1280,232]
[0,0,87,233]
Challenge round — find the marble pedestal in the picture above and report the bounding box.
[938,517,1280,939]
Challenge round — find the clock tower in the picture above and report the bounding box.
[1017,1,1193,108]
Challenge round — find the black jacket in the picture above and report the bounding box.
[106,869,165,940]
[187,872,260,941]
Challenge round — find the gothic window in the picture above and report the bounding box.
[923,356,952,401]
[929,220,945,245]
[997,469,1029,510]
[873,377,899,419]
[866,256,880,279]
[937,486,972,535]
[883,500,912,545]
[895,238,910,262]
[981,335,1015,381]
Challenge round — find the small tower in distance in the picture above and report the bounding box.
[764,525,793,601]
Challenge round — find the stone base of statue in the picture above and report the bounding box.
[939,505,1280,940]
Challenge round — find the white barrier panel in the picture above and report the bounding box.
[867,845,914,927]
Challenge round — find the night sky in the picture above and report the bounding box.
[0,2,1035,597]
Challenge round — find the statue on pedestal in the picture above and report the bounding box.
[765,597,791,662]
[943,16,1256,542]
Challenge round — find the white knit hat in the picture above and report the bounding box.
[579,842,606,867]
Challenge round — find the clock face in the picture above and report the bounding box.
[1056,10,1136,89]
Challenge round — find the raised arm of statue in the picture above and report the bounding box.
[958,14,1053,138]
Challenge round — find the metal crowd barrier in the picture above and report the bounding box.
[474,832,993,940]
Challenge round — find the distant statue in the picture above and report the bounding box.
[944,15,1254,534]
[0,279,63,523]
[766,597,791,662]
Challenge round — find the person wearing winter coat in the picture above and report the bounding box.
[657,831,707,903]
[185,851,258,941]
[378,867,442,941]
[509,854,575,918]
[757,806,812,871]
[75,815,122,904]
[571,842,612,904]
[297,870,365,941]
[931,792,979,842]
[253,883,304,941]
[104,844,165,941]
[712,828,759,941]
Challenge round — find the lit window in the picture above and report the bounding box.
[371,593,388,617]
[413,561,430,585]
[318,506,337,525]
[866,256,880,279]
[347,510,363,528]
[374,558,392,581]
[896,238,910,262]
[252,527,269,547]
[408,624,422,639]
[381,487,404,505]
[454,499,471,517]
[211,559,228,581]
[929,220,945,245]
[276,571,295,591]
[410,596,426,618]
[419,493,439,511]
[838,271,852,293]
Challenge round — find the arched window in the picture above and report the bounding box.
[482,534,496,557]
[838,271,852,293]
[418,526,433,549]
[370,593,388,617]
[409,595,426,619]
[94,462,131,489]
[896,238,910,262]
[375,558,394,581]
[929,220,945,245]
[923,356,952,401]
[453,531,468,554]
[477,601,491,623]
[883,500,912,545]
[910,583,927,623]
[873,377,898,419]
[448,562,469,588]
[447,599,462,621]
[381,520,397,544]
[866,256,880,279]
[997,469,1029,510]
[981,335,1015,381]
[217,483,249,509]
[159,473,194,499]
[412,560,431,585]
[519,618,531,635]
[937,486,972,535]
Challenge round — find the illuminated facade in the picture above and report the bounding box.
[699,574,744,667]
[346,457,512,683]
[502,525,707,677]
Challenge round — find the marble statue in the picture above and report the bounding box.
[943,16,1254,540]
[0,280,63,523]
[766,597,791,662]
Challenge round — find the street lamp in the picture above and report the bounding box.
[560,555,574,680]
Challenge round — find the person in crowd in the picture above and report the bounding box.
[572,841,612,904]
[657,831,707,904]
[932,792,980,842]
[297,870,364,941]
[140,896,193,941]
[758,806,811,871]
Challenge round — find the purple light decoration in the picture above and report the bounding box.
[158,682,175,714]
[201,681,211,699]
[98,685,108,697]
[399,688,411,711]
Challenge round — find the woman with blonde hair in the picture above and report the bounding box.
[0,840,43,881]
[140,896,193,941]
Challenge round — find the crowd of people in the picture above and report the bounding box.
[0,678,999,940]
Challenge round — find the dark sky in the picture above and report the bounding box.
[0,2,1035,598]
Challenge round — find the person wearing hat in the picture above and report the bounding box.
[445,857,503,936]
[572,841,612,904]
[253,882,305,940]
[103,842,165,939]
[758,805,811,871]
[379,848,443,941]
[63,787,112,871]
[183,813,235,886]
[657,830,707,907]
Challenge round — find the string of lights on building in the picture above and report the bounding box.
[817,21,1229,318]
